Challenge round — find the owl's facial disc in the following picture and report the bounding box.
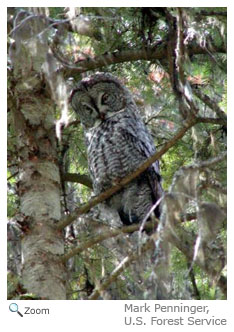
[82,93,108,121]
[71,78,127,128]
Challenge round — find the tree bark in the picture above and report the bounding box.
[8,9,66,299]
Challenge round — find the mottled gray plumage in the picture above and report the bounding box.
[71,72,162,225]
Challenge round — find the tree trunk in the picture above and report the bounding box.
[8,8,66,299]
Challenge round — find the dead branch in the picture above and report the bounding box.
[189,152,226,170]
[167,230,227,296]
[193,88,227,120]
[88,237,156,300]
[61,220,157,263]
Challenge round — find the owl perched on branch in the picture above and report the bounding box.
[70,72,162,226]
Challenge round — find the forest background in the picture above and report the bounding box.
[7,6,227,300]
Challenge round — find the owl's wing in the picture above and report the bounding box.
[119,118,163,215]
[135,124,163,216]
[120,115,161,175]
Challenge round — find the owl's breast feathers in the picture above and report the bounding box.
[86,111,162,204]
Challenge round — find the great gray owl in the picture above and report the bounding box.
[70,72,162,226]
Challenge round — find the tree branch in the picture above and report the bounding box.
[167,231,227,296]
[89,212,226,299]
[61,220,157,263]
[193,88,226,120]
[61,152,226,263]
[56,116,199,230]
[58,41,226,77]
[88,236,155,300]
[197,10,227,18]
[62,172,93,189]
[7,171,19,181]
[87,224,226,299]
[61,120,226,192]
[195,117,226,126]
[190,152,226,170]
[56,115,226,231]
[187,261,201,299]
[61,211,198,263]
[88,207,226,299]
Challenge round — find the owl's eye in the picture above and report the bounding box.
[82,103,94,113]
[101,93,110,104]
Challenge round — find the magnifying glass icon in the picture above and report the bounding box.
[9,303,23,317]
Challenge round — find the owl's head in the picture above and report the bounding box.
[70,73,134,128]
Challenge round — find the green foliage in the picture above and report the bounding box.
[48,7,64,18]
[7,172,18,217]
[7,7,227,300]
[161,140,194,190]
